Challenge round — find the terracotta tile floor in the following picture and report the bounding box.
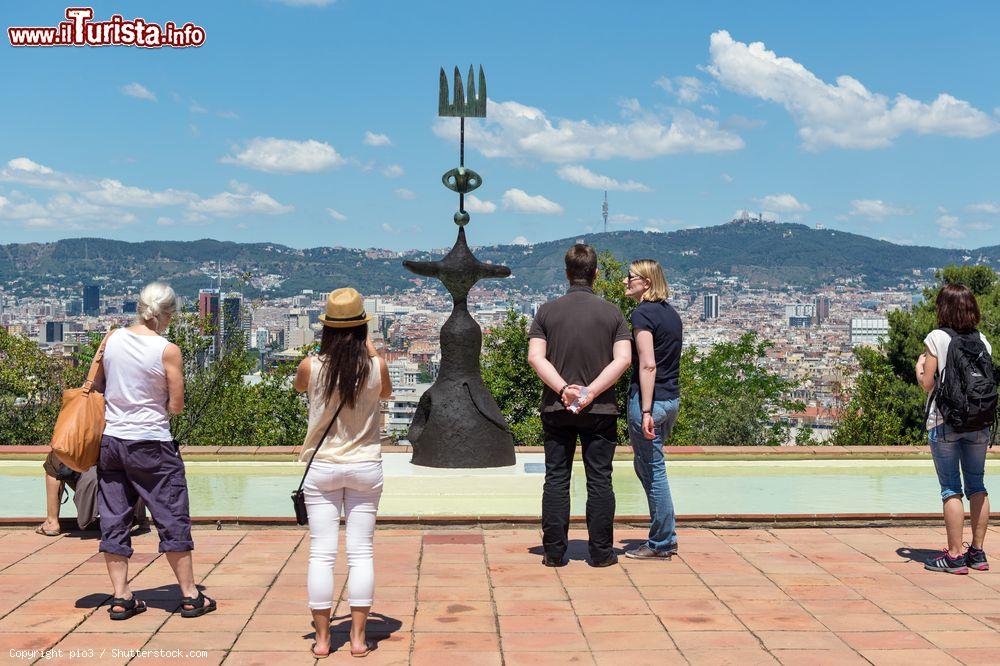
[1,525,999,665]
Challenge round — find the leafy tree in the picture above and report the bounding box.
[830,346,925,446]
[481,310,544,445]
[835,264,1000,445]
[417,363,435,384]
[0,328,68,444]
[593,250,636,443]
[166,312,308,446]
[671,334,803,446]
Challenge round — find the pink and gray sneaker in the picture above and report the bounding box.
[925,548,969,574]
[964,544,990,571]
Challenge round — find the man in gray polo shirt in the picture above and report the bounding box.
[528,244,632,567]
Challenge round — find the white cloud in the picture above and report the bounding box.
[381,223,396,233]
[936,214,964,239]
[721,173,733,183]
[755,193,810,213]
[326,208,347,221]
[8,157,52,174]
[83,179,192,207]
[433,99,743,163]
[217,110,239,120]
[848,199,913,220]
[364,131,392,147]
[707,30,1000,150]
[0,157,292,228]
[189,190,292,217]
[556,165,651,192]
[655,75,715,104]
[609,213,640,224]
[967,202,1000,215]
[394,188,415,200]
[0,157,87,191]
[0,191,138,230]
[502,188,563,215]
[121,82,156,102]
[968,222,993,231]
[512,236,530,246]
[382,164,404,178]
[464,195,496,214]
[643,226,664,233]
[189,101,207,114]
[222,137,345,173]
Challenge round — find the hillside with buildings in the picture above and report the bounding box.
[0,219,993,300]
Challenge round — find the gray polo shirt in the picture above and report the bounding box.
[528,286,631,415]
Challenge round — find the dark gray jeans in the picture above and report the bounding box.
[97,435,193,557]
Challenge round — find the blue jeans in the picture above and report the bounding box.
[628,391,679,551]
[928,424,990,501]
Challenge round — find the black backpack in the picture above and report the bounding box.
[929,328,998,433]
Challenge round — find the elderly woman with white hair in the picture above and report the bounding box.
[94,282,215,620]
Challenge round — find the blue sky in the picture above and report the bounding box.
[2,1,999,250]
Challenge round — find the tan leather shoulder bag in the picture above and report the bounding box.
[50,329,115,472]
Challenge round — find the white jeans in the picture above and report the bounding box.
[303,460,383,609]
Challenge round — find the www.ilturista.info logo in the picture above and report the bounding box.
[8,7,205,48]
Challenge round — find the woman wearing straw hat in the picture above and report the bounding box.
[293,288,392,658]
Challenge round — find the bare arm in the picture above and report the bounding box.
[293,356,311,393]
[162,343,184,415]
[91,358,106,394]
[377,356,392,399]
[577,339,632,408]
[917,346,937,393]
[635,330,656,412]
[527,338,571,397]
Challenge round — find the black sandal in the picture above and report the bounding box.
[180,591,217,618]
[108,596,147,621]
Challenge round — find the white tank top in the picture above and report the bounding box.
[300,355,382,464]
[102,329,172,441]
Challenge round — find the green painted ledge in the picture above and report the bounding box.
[1,443,987,462]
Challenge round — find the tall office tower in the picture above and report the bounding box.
[254,328,270,351]
[703,293,720,320]
[221,294,243,351]
[83,285,100,316]
[814,295,831,325]
[198,289,220,331]
[44,321,65,343]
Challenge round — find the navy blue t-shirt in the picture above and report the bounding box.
[630,300,682,401]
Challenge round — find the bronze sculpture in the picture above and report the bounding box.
[403,66,516,468]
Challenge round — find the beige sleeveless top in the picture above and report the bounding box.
[299,355,382,464]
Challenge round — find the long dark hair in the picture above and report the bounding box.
[936,283,980,333]
[317,324,371,408]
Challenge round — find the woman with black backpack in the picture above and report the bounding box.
[916,283,995,574]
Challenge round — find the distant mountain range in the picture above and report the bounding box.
[1,220,996,298]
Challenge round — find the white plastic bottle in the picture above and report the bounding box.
[568,387,589,414]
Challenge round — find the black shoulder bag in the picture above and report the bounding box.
[292,400,347,525]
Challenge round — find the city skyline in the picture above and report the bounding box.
[2,2,999,251]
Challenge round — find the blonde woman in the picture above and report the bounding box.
[293,288,392,658]
[623,260,682,560]
[96,282,215,620]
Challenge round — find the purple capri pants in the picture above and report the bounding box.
[97,435,193,557]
